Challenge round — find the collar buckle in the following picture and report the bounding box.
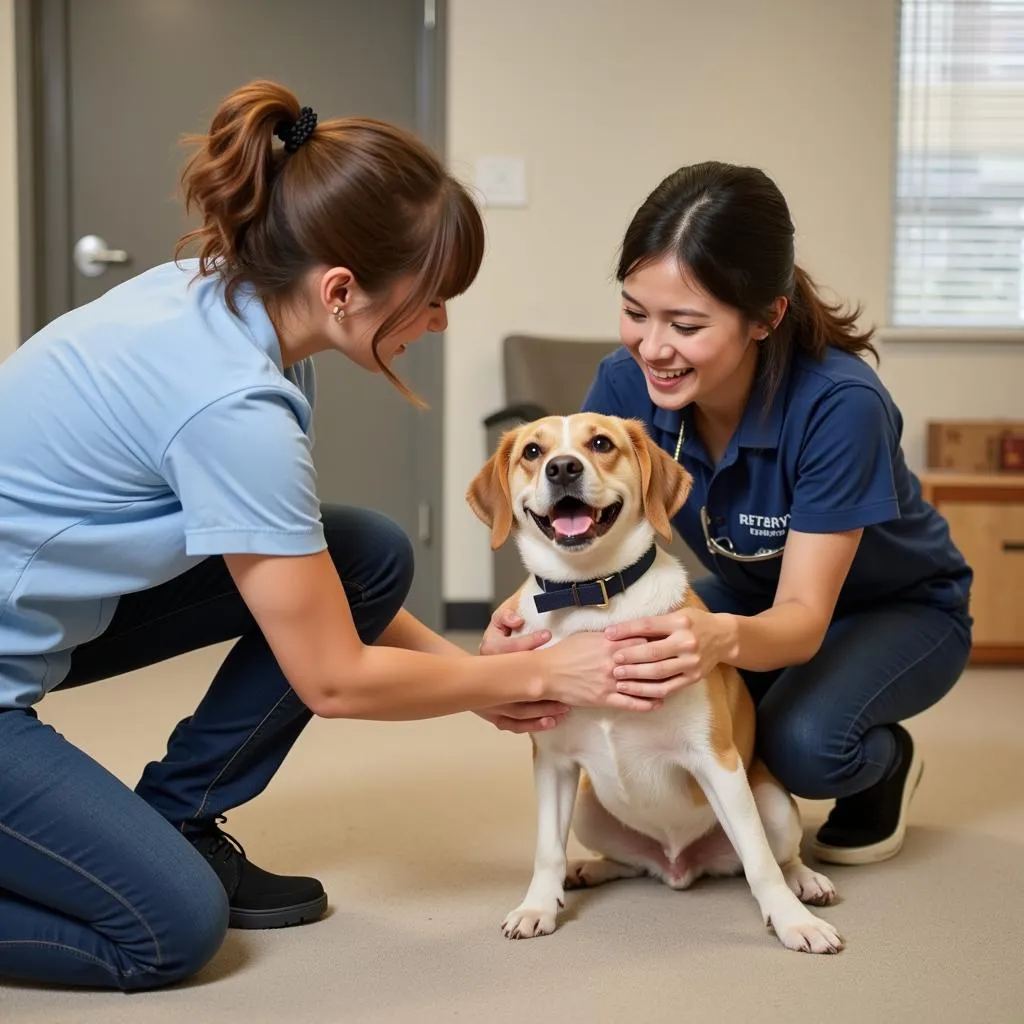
[569,577,608,608]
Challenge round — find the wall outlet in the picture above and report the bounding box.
[475,156,527,208]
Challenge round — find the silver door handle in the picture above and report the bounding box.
[74,234,131,277]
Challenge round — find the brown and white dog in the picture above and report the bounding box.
[467,412,843,954]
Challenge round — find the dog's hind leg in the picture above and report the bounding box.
[748,761,837,907]
[566,776,671,889]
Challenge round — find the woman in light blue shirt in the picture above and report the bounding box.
[0,80,645,991]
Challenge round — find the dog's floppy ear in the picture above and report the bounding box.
[624,419,692,541]
[466,428,519,550]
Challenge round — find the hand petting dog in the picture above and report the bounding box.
[608,605,739,698]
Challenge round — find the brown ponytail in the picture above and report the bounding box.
[787,264,877,360]
[178,81,295,292]
[618,161,878,414]
[757,264,878,413]
[176,80,484,404]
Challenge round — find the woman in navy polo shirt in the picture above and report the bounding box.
[486,162,973,867]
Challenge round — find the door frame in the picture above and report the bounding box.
[13,0,450,631]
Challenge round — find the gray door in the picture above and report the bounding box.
[23,0,446,629]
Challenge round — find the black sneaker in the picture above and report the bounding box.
[812,724,924,866]
[189,816,328,929]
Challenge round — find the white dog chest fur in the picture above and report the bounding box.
[517,551,719,856]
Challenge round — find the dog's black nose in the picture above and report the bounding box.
[546,456,584,487]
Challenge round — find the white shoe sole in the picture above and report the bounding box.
[812,744,924,866]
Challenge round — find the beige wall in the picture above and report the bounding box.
[0,0,1020,603]
[0,0,17,360]
[444,0,1024,603]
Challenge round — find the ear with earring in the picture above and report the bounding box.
[332,304,346,324]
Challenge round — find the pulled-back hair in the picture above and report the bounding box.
[618,161,877,410]
[177,80,484,404]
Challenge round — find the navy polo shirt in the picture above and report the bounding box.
[581,346,972,616]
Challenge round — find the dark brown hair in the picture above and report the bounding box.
[617,161,877,410]
[177,80,484,404]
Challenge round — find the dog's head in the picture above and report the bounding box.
[466,413,691,564]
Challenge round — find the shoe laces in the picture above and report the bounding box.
[198,814,248,864]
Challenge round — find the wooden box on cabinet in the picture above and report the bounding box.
[919,472,1024,665]
[926,420,1024,473]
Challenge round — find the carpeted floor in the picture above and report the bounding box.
[2,637,1022,1023]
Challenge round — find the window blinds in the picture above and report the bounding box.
[893,0,1024,327]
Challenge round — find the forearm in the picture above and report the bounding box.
[720,600,827,672]
[315,645,542,721]
[376,608,470,658]
[227,551,544,722]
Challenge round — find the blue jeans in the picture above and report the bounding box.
[0,506,413,990]
[693,576,972,800]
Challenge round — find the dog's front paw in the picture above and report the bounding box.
[772,913,843,954]
[766,901,843,954]
[501,904,560,939]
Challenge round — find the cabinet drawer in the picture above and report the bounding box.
[940,502,1024,646]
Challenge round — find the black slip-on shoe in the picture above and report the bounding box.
[812,723,924,866]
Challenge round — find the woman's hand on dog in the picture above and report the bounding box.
[476,606,566,732]
[534,632,661,712]
[478,604,550,656]
[478,605,662,721]
[604,607,737,699]
[474,700,571,734]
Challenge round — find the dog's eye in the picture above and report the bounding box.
[590,435,614,453]
[522,442,542,461]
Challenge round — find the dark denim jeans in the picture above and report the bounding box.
[0,506,413,990]
[693,575,973,800]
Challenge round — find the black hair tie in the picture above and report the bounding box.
[274,106,318,153]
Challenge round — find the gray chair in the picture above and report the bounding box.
[482,334,706,609]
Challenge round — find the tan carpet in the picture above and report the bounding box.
[2,639,1022,1023]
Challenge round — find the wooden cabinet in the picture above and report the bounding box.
[919,472,1024,664]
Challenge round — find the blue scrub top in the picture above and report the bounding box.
[581,345,973,616]
[0,261,326,709]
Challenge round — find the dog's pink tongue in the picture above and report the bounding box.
[552,512,593,537]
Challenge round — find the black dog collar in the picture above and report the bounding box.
[533,545,658,614]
